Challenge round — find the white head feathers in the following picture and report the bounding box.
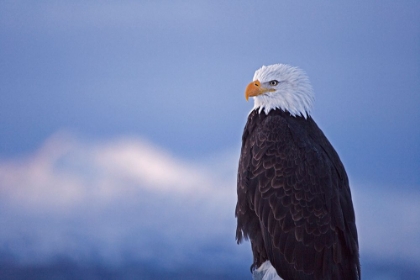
[251,64,314,118]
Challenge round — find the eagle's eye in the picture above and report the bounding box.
[269,80,279,86]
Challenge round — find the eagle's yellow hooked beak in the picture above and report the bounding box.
[245,80,275,101]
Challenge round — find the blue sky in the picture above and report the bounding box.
[1,1,420,278]
[1,1,419,186]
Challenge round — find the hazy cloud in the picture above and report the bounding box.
[0,132,245,267]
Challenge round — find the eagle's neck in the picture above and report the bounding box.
[251,89,313,119]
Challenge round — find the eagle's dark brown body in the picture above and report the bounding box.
[236,109,360,280]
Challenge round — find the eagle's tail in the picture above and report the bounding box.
[252,261,283,280]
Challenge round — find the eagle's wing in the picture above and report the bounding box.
[237,114,359,280]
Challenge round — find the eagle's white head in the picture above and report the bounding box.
[245,64,314,119]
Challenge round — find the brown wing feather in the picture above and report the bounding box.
[236,110,360,280]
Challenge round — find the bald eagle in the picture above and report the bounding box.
[235,64,360,280]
